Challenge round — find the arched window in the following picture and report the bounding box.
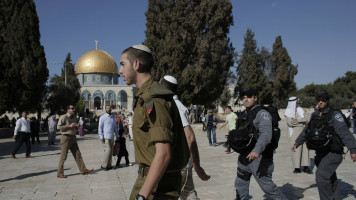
[105,90,116,109]
[93,90,104,110]
[118,90,128,109]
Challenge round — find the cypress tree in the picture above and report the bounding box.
[235,29,267,104]
[271,36,298,108]
[0,0,48,114]
[144,0,234,105]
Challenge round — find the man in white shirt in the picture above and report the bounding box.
[128,112,133,140]
[11,112,32,159]
[98,105,119,170]
[160,75,210,200]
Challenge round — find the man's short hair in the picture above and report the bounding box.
[315,90,330,101]
[160,75,178,94]
[67,105,74,109]
[240,88,257,98]
[122,46,153,73]
[226,106,232,111]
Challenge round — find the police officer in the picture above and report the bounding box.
[119,45,189,200]
[293,90,356,200]
[234,88,286,200]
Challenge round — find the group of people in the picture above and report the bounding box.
[10,113,59,159]
[98,105,132,170]
[8,43,356,200]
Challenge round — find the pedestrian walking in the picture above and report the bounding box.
[160,75,210,200]
[98,105,119,171]
[128,112,133,140]
[10,112,32,159]
[48,115,57,145]
[293,90,356,199]
[30,117,40,144]
[219,106,238,153]
[233,88,287,200]
[57,105,93,178]
[119,45,189,200]
[284,96,312,174]
[205,110,218,146]
[78,117,84,137]
[115,129,132,167]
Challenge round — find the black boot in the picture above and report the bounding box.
[303,167,313,174]
[293,168,301,173]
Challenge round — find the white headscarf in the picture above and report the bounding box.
[284,96,298,118]
[79,117,84,126]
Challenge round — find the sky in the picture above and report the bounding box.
[33,0,356,89]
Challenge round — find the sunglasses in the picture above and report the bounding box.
[68,107,75,110]
[317,98,327,102]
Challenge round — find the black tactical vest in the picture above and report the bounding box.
[306,108,343,153]
[227,106,280,157]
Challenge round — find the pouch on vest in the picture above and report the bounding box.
[305,109,343,153]
[227,111,257,154]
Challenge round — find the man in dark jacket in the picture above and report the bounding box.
[293,90,356,200]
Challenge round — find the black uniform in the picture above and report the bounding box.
[295,106,356,200]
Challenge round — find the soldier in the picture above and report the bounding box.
[160,75,210,200]
[119,45,189,200]
[232,88,286,200]
[293,90,356,199]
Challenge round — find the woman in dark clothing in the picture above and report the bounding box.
[115,129,132,167]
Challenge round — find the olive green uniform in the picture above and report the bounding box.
[129,77,190,200]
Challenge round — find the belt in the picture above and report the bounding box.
[62,134,76,137]
[138,165,181,177]
[18,131,30,134]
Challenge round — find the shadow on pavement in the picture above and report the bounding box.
[277,183,305,200]
[340,180,356,199]
[0,138,61,157]
[0,169,62,183]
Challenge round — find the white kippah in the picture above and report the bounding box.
[288,96,298,101]
[131,44,152,54]
[163,75,178,85]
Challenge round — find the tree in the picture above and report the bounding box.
[219,86,231,108]
[76,97,85,117]
[235,29,267,104]
[297,71,356,109]
[270,36,298,108]
[47,53,81,115]
[144,0,234,106]
[0,0,48,115]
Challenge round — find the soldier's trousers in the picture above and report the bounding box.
[129,166,182,200]
[315,152,342,200]
[235,156,287,200]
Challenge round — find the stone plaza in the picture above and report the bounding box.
[0,120,355,200]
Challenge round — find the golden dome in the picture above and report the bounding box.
[75,49,118,75]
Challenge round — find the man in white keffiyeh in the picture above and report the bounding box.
[284,97,312,174]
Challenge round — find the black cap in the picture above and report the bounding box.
[241,88,257,98]
[316,90,330,101]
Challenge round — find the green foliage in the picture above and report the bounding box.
[219,86,231,108]
[76,97,85,117]
[297,71,356,109]
[0,0,48,114]
[144,0,234,105]
[46,53,81,115]
[235,29,270,105]
[270,36,298,108]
